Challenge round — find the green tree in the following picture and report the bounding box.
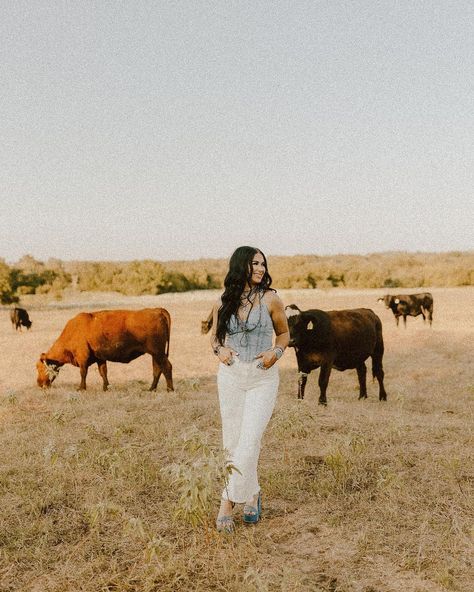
[0,260,19,304]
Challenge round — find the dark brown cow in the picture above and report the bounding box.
[10,307,32,331]
[201,309,213,334]
[36,308,173,392]
[377,293,434,327]
[285,305,387,405]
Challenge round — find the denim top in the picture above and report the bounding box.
[225,298,274,362]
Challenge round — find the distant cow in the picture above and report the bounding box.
[36,308,173,392]
[10,307,32,331]
[378,293,433,327]
[285,305,387,405]
[201,310,213,334]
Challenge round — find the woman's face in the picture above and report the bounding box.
[248,252,266,287]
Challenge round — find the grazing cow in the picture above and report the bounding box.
[377,293,433,327]
[285,304,387,405]
[10,307,32,331]
[36,308,173,392]
[201,309,213,334]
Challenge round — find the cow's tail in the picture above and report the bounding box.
[372,315,385,380]
[165,312,171,357]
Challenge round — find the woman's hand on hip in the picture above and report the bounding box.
[255,350,277,370]
[218,347,238,366]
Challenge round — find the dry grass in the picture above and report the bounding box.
[0,288,473,591]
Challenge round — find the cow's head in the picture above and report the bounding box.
[36,353,61,388]
[285,304,319,348]
[285,304,301,346]
[378,295,393,308]
[285,304,333,350]
[24,319,32,330]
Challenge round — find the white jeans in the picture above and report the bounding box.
[217,358,279,503]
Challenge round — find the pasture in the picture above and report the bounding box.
[0,288,473,592]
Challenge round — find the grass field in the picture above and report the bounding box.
[0,287,473,591]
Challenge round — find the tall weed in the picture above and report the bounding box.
[162,429,239,527]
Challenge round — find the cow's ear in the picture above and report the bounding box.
[306,320,314,331]
[285,305,300,319]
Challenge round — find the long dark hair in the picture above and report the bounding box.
[216,246,273,345]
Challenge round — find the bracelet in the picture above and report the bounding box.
[273,346,284,360]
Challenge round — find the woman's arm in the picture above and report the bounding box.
[268,292,290,351]
[255,292,289,369]
[210,298,237,365]
[209,299,221,353]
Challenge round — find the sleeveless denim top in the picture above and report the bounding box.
[225,296,274,362]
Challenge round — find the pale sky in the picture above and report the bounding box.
[1,1,473,263]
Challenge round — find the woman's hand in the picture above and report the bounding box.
[218,346,238,366]
[255,349,277,370]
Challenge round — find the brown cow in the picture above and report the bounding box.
[377,293,434,327]
[201,309,213,334]
[285,304,387,405]
[36,308,173,392]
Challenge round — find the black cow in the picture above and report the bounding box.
[10,307,32,331]
[285,304,387,405]
[378,293,433,327]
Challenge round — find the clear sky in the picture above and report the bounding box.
[1,1,473,263]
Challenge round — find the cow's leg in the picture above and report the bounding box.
[298,371,308,399]
[403,315,407,328]
[395,315,399,327]
[318,364,332,406]
[428,308,433,326]
[150,357,162,391]
[97,361,109,391]
[150,355,174,392]
[356,362,368,400]
[78,364,88,390]
[372,354,387,401]
[162,357,174,391]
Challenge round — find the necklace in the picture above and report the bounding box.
[239,290,255,311]
[237,287,261,322]
[238,299,251,318]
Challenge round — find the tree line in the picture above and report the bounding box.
[1,251,472,304]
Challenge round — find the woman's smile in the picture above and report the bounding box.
[250,253,266,285]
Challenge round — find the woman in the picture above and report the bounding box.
[210,246,289,533]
